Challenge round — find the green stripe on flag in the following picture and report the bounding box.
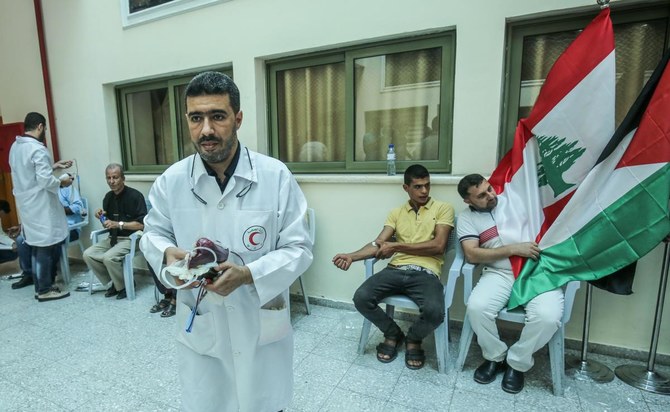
[509,163,670,309]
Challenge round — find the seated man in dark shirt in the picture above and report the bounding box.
[83,163,147,300]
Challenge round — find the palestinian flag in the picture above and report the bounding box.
[489,8,615,275]
[509,49,670,309]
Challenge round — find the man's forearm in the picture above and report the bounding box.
[392,240,445,257]
[464,245,515,264]
[348,242,381,262]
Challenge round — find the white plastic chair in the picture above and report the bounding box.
[87,200,150,300]
[357,227,458,374]
[449,238,580,396]
[59,197,90,285]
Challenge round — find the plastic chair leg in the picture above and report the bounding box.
[59,243,71,286]
[434,320,449,374]
[456,317,474,371]
[358,318,372,355]
[88,269,95,295]
[548,327,565,396]
[298,276,310,315]
[123,256,136,300]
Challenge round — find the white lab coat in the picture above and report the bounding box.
[8,136,68,247]
[140,145,313,412]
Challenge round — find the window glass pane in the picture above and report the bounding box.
[518,19,666,126]
[354,48,441,162]
[276,63,345,163]
[125,87,176,165]
[129,0,175,14]
[175,83,196,159]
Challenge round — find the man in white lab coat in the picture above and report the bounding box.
[8,112,73,302]
[140,72,313,412]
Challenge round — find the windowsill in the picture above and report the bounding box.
[294,174,463,185]
[125,174,162,183]
[124,173,464,185]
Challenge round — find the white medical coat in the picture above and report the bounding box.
[140,145,313,412]
[8,136,68,247]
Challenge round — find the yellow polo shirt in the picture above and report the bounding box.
[384,198,455,276]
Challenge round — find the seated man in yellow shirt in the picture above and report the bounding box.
[332,164,454,369]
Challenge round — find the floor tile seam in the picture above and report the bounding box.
[0,378,76,412]
[334,369,401,402]
[313,383,338,412]
[445,384,457,410]
[328,384,393,408]
[0,353,53,379]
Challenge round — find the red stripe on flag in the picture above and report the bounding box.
[526,8,614,129]
[490,8,614,191]
[537,192,575,242]
[617,59,670,168]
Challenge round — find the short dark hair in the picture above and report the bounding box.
[457,174,486,199]
[24,112,46,132]
[0,200,10,214]
[105,163,125,179]
[404,164,430,185]
[184,71,240,114]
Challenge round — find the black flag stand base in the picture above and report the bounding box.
[615,240,670,395]
[566,284,615,383]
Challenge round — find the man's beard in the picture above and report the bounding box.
[37,130,46,143]
[472,197,498,212]
[194,129,236,164]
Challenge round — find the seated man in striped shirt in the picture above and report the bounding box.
[457,173,564,394]
[332,164,454,370]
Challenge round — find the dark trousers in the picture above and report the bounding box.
[31,242,63,294]
[0,249,18,264]
[149,265,175,298]
[353,267,445,343]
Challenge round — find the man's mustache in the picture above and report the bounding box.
[198,135,222,144]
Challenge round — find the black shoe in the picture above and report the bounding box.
[104,285,119,298]
[501,366,525,394]
[116,289,127,300]
[473,360,505,384]
[12,276,34,290]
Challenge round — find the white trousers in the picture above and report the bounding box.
[465,267,564,372]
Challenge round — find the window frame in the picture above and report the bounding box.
[267,32,456,174]
[120,0,232,29]
[116,69,231,174]
[500,3,670,160]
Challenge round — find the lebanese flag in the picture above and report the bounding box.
[489,9,615,276]
[508,50,670,309]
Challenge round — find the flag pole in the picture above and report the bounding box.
[615,239,670,394]
[596,0,610,9]
[565,283,615,382]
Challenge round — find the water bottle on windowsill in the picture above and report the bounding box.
[386,144,396,176]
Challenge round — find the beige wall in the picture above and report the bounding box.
[0,0,668,355]
[0,0,47,123]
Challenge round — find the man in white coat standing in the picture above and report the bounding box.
[9,112,73,302]
[140,72,313,412]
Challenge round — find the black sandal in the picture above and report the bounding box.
[375,333,404,363]
[150,299,170,313]
[405,344,426,370]
[161,302,177,318]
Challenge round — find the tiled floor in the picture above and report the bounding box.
[1,261,670,411]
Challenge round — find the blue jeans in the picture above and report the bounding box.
[353,266,445,343]
[17,235,33,275]
[32,243,63,294]
[17,236,61,284]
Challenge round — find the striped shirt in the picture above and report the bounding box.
[456,207,512,270]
